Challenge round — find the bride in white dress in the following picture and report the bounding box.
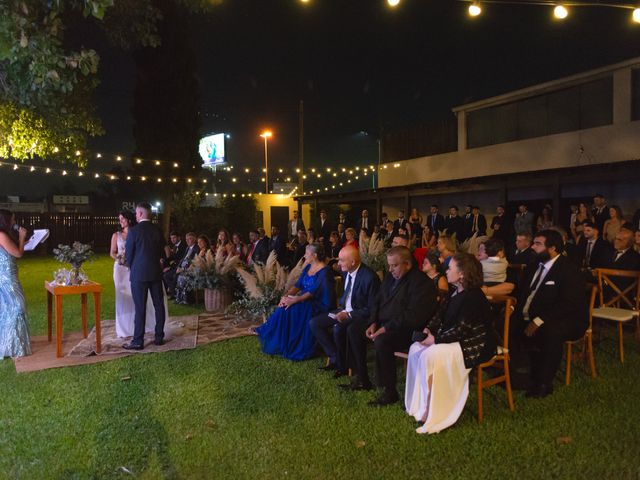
[110,210,169,338]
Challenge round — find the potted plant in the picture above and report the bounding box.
[53,242,95,285]
[359,231,387,280]
[228,251,305,322]
[185,248,242,312]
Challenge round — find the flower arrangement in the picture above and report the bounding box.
[184,247,243,291]
[53,241,95,269]
[52,242,95,285]
[227,251,305,321]
[359,231,388,274]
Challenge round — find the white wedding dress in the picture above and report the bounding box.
[113,232,169,338]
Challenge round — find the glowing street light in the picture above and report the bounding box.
[469,3,482,17]
[633,8,640,23]
[260,130,273,194]
[554,4,568,19]
[387,0,400,7]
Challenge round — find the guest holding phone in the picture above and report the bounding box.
[405,253,496,434]
[0,209,31,358]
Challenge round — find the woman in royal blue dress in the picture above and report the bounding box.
[257,243,336,361]
[0,209,31,358]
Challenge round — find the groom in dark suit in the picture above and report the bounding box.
[123,202,167,350]
[514,229,588,398]
[309,245,380,377]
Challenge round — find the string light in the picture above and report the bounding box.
[554,4,568,19]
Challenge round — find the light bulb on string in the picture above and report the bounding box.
[633,8,640,23]
[554,4,568,19]
[468,2,482,17]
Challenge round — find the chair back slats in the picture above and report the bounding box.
[595,268,640,311]
[487,295,516,354]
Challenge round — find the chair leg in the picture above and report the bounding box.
[565,343,572,386]
[619,323,625,363]
[504,357,514,412]
[587,334,597,378]
[477,366,484,423]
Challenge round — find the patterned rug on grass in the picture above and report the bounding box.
[196,312,261,345]
[68,315,199,357]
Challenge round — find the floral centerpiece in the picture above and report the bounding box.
[53,241,95,285]
[227,251,305,322]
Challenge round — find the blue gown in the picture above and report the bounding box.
[257,264,335,361]
[0,246,31,357]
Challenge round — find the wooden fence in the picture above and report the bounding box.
[13,213,154,253]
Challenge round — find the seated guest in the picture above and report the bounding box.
[577,221,611,270]
[514,229,588,398]
[603,205,624,243]
[570,203,591,244]
[536,205,554,232]
[256,244,336,361]
[163,232,197,297]
[231,232,246,261]
[269,225,288,266]
[174,234,211,304]
[247,229,270,266]
[421,224,437,249]
[405,253,496,434]
[162,231,186,272]
[344,247,438,406]
[508,233,535,266]
[422,252,449,293]
[214,229,234,257]
[480,238,508,286]
[550,226,581,270]
[307,228,317,245]
[344,227,358,249]
[337,222,347,244]
[382,220,395,247]
[476,242,488,261]
[290,228,309,267]
[437,234,457,268]
[309,246,380,377]
[608,226,640,273]
[327,231,342,259]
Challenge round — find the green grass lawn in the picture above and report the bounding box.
[1,255,639,479]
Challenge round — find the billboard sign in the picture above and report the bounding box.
[199,133,225,168]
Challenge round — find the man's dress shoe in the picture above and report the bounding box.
[122,343,144,351]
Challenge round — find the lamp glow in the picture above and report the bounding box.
[469,3,482,16]
[633,8,640,23]
[387,0,400,7]
[554,5,568,19]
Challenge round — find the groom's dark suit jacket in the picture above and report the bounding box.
[125,220,165,282]
[370,266,437,333]
[338,264,380,321]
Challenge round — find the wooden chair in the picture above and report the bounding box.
[592,268,640,363]
[476,295,516,423]
[507,263,527,285]
[565,285,597,385]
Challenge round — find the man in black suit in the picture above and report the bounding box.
[123,202,167,350]
[470,205,487,237]
[316,209,332,248]
[393,210,409,236]
[247,229,270,265]
[337,212,350,230]
[310,246,380,377]
[163,232,197,297]
[577,221,612,269]
[444,205,465,242]
[287,210,305,240]
[462,205,474,241]
[161,231,186,271]
[290,228,308,267]
[269,226,288,266]
[336,223,347,245]
[345,246,438,406]
[490,205,508,242]
[592,194,610,235]
[357,209,371,234]
[508,233,535,266]
[609,227,640,271]
[515,229,588,398]
[427,205,445,237]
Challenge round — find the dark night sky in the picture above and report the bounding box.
[90,0,640,182]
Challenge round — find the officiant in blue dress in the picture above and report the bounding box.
[257,243,336,361]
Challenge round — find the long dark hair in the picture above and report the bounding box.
[0,209,13,235]
[119,209,136,231]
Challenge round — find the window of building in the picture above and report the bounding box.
[467,76,613,148]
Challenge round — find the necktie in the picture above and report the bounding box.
[341,273,353,307]
[585,240,594,265]
[523,263,545,320]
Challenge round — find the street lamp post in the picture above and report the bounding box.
[260,130,272,194]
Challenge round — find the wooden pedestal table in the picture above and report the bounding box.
[45,281,102,358]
